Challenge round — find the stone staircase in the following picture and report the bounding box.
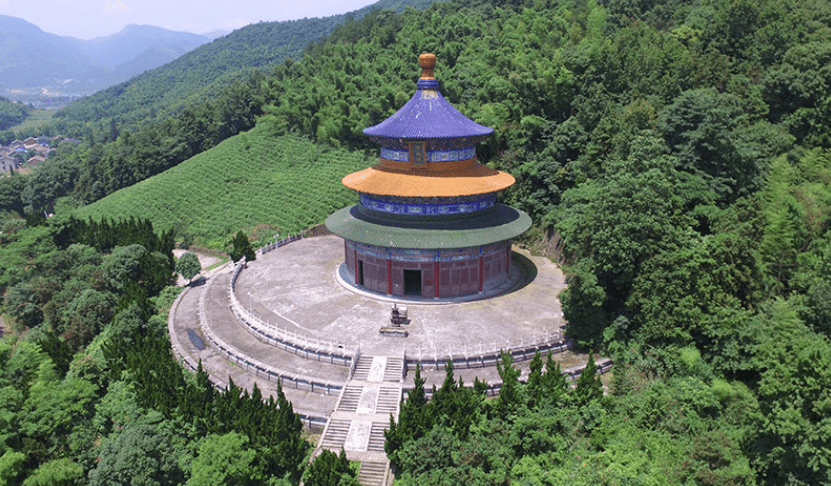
[358,461,389,486]
[316,355,404,486]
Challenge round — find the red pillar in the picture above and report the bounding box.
[387,258,392,295]
[353,249,358,283]
[434,260,440,298]
[506,244,511,272]
[478,254,484,292]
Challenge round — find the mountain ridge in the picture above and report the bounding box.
[0,15,211,105]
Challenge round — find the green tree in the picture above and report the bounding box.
[88,423,185,486]
[102,244,148,291]
[556,133,702,345]
[386,363,429,471]
[303,449,359,486]
[628,231,761,348]
[0,450,25,486]
[229,231,256,262]
[538,352,570,409]
[187,432,262,486]
[21,458,84,486]
[0,176,25,216]
[749,299,831,485]
[573,354,604,407]
[175,252,201,284]
[19,371,97,460]
[560,261,610,347]
[659,88,788,202]
[63,288,116,348]
[495,351,523,418]
[3,284,43,331]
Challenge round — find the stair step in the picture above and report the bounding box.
[336,386,364,412]
[351,356,376,381]
[383,358,404,383]
[357,461,388,486]
[324,355,404,485]
[376,387,400,415]
[368,422,388,452]
[320,419,351,450]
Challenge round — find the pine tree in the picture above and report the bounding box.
[541,352,569,406]
[303,449,359,486]
[386,363,429,470]
[526,350,544,408]
[432,361,456,422]
[573,354,604,406]
[495,351,523,418]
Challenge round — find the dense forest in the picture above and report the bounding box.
[2,0,831,484]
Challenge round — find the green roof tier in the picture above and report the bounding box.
[325,204,531,249]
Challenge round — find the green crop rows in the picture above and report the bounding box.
[75,116,373,249]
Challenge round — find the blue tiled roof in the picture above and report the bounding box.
[363,73,492,147]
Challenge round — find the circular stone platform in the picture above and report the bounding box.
[233,235,566,357]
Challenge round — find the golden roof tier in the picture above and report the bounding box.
[342,158,516,198]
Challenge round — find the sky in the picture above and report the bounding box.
[0,0,380,39]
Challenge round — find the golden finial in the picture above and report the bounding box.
[419,53,436,80]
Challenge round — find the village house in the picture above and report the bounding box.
[0,156,18,175]
[32,145,52,156]
[0,136,67,168]
[26,154,46,167]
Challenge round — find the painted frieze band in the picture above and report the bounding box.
[381,146,476,163]
[360,193,495,216]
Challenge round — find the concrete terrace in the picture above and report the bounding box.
[236,235,566,355]
[171,234,575,405]
[168,234,573,485]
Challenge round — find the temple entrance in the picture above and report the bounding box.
[404,269,422,296]
[357,260,364,286]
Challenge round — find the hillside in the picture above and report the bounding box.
[0,96,32,131]
[3,0,831,483]
[88,0,831,483]
[0,0,445,219]
[0,15,210,106]
[52,0,443,134]
[74,118,370,248]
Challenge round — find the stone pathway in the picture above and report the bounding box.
[317,355,404,486]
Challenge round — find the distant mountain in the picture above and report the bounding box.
[0,15,210,106]
[200,30,232,40]
[0,16,99,94]
[53,0,445,132]
[66,24,209,69]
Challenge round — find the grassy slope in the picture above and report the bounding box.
[75,116,372,248]
[10,109,55,133]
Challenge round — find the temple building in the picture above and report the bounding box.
[325,53,531,299]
